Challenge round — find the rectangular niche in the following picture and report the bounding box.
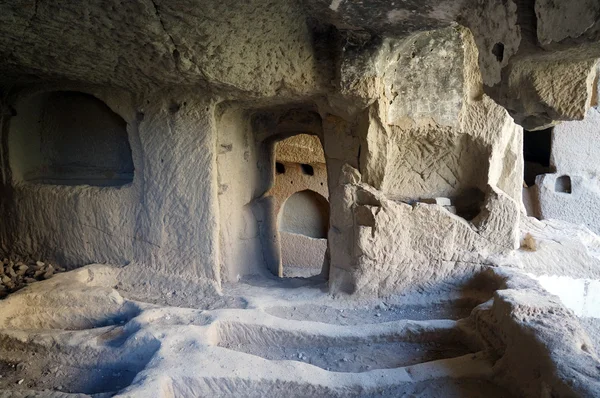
[9,91,134,187]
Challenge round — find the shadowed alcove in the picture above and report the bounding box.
[9,91,134,187]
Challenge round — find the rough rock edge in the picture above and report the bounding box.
[462,266,600,397]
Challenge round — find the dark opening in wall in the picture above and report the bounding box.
[555,175,572,194]
[276,162,286,174]
[453,188,486,221]
[523,127,553,186]
[492,42,505,62]
[300,163,314,176]
[9,91,134,187]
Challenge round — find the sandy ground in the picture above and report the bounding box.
[0,218,598,396]
[0,262,510,397]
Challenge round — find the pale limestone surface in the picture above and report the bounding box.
[2,38,525,298]
[459,0,520,87]
[551,107,600,175]
[0,3,595,299]
[488,51,600,129]
[216,105,270,282]
[530,174,600,235]
[2,85,221,295]
[0,0,330,96]
[535,0,600,45]
[0,0,598,130]
[493,218,600,395]
[279,190,328,238]
[9,91,134,184]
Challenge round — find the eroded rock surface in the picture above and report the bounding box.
[0,0,599,396]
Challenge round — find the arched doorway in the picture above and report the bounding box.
[270,133,330,278]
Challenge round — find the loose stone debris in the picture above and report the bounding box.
[0,258,64,298]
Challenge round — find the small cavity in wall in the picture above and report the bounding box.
[555,175,572,193]
[415,187,486,221]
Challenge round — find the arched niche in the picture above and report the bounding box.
[9,91,134,186]
[280,189,329,238]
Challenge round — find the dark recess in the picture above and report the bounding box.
[555,175,572,194]
[301,164,314,176]
[276,162,286,174]
[492,42,505,62]
[523,127,553,186]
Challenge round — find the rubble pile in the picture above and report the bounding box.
[0,259,65,298]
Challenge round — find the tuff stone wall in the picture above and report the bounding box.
[525,107,600,234]
[0,85,221,294]
[216,105,269,282]
[278,187,328,276]
[551,107,600,175]
[0,0,332,96]
[1,27,525,296]
[280,190,328,239]
[1,0,598,298]
[275,134,326,165]
[328,27,522,296]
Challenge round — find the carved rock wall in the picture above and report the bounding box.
[526,107,600,235]
[1,85,221,294]
[328,27,522,296]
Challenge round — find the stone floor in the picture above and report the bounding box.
[0,218,598,397]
